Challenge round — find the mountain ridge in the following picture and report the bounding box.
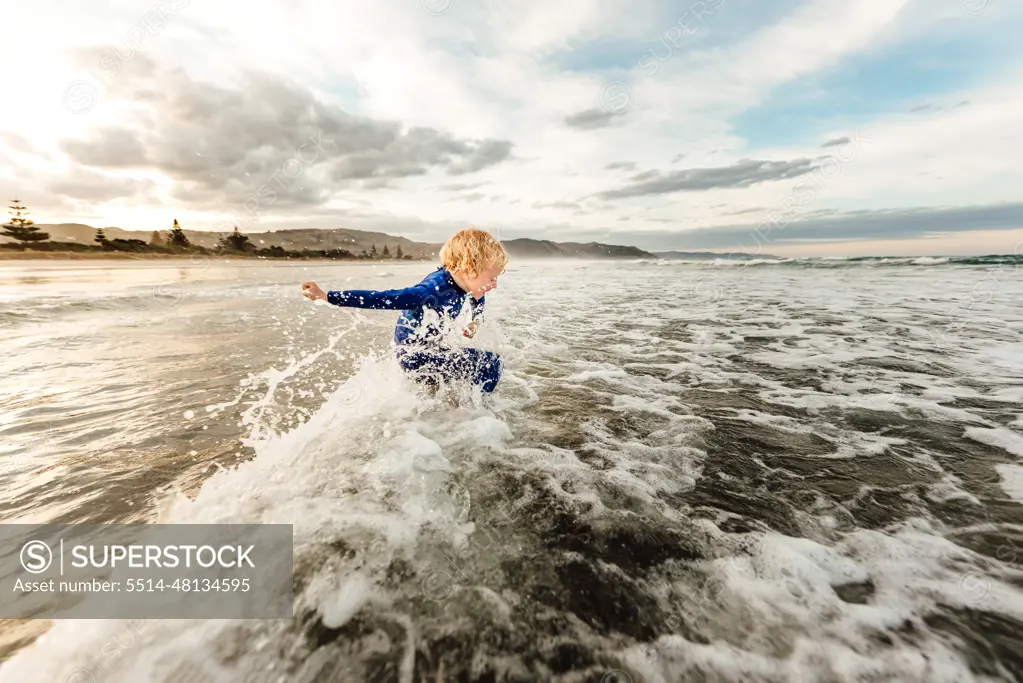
[3,224,657,259]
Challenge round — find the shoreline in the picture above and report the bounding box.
[0,250,426,263]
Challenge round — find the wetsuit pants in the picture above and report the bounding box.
[397,347,502,393]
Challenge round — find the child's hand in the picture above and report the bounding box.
[301,281,328,301]
[462,322,478,338]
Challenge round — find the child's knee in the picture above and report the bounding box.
[474,351,502,392]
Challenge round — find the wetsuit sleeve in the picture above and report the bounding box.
[327,281,436,310]
[471,296,486,322]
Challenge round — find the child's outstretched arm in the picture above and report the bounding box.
[301,280,435,310]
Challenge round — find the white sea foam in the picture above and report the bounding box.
[620,521,1023,682]
[0,348,518,682]
[995,464,1023,502]
[964,427,1023,458]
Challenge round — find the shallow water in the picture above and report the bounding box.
[1,257,1022,682]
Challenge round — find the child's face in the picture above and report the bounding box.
[462,263,503,299]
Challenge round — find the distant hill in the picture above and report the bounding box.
[4,224,655,260]
[655,250,780,260]
[502,239,654,259]
[5,224,437,258]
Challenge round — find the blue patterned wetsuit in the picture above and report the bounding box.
[326,267,502,392]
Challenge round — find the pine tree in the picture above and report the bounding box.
[168,218,190,248]
[382,244,390,257]
[396,244,403,259]
[94,227,107,244]
[370,244,377,257]
[2,200,49,242]
[220,225,252,252]
[149,230,164,246]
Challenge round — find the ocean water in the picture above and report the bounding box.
[1,256,1022,682]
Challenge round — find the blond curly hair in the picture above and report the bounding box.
[439,228,508,275]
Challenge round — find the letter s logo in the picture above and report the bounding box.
[21,541,53,574]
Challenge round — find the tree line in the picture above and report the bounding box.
[1,201,416,261]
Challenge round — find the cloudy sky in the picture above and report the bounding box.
[2,0,1022,256]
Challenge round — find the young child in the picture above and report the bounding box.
[301,228,508,393]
